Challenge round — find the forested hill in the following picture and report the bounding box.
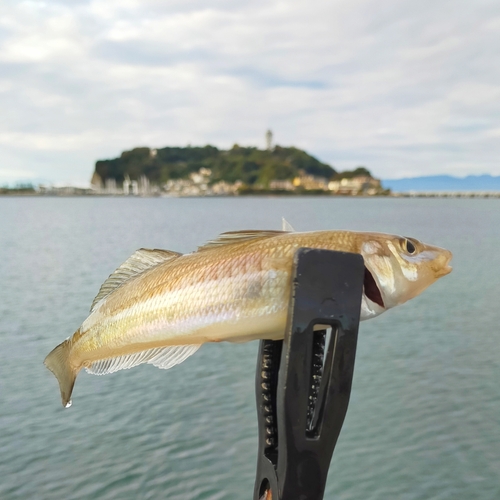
[94,145,336,186]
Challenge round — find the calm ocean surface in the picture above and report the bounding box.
[0,196,499,500]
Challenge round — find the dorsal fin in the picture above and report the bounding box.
[197,230,285,252]
[90,248,181,312]
[281,217,295,232]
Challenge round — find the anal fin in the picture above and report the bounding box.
[85,344,201,376]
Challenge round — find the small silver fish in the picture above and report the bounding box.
[45,227,452,407]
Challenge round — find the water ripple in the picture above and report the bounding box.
[0,197,498,499]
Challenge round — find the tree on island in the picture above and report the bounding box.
[332,166,372,180]
[94,144,337,188]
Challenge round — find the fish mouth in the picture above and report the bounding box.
[434,250,453,278]
[436,264,453,277]
[364,266,385,308]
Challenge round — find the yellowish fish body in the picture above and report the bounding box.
[44,229,452,407]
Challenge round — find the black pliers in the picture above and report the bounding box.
[254,249,365,500]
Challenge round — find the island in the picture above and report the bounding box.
[90,143,384,197]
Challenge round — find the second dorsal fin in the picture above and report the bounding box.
[197,230,285,252]
[90,248,181,312]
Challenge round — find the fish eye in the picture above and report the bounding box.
[403,238,417,254]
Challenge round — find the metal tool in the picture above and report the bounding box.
[254,248,364,500]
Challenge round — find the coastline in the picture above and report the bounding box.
[1,191,499,199]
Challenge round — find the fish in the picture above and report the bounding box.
[44,225,452,408]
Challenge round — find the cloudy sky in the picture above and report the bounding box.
[1,0,499,185]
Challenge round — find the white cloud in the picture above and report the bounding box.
[0,131,105,150]
[0,167,35,181]
[0,0,499,184]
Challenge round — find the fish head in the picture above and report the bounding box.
[359,233,452,319]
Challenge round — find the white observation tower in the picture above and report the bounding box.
[266,129,273,151]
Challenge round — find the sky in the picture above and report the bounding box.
[1,0,499,186]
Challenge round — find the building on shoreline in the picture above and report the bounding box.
[328,175,382,195]
[88,166,385,197]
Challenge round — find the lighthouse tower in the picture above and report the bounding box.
[266,129,273,151]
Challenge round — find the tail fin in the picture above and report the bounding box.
[44,339,76,408]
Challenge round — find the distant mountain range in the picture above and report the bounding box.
[382,175,500,192]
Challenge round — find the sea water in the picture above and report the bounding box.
[0,196,498,499]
